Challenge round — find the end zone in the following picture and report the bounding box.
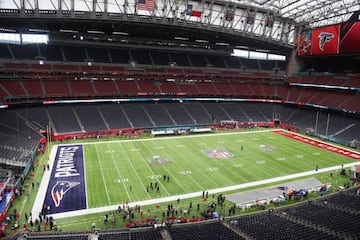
[272,130,360,160]
[32,145,87,219]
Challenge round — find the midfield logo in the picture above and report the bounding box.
[318,32,334,51]
[51,181,80,207]
[203,149,233,159]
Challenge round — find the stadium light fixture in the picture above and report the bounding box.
[113,31,129,35]
[87,30,105,34]
[174,36,189,40]
[195,39,209,43]
[256,49,270,52]
[59,29,78,33]
[235,46,249,49]
[0,27,16,33]
[215,42,229,46]
[29,28,49,33]
[85,58,93,66]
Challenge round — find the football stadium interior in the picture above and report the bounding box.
[0,0,359,239]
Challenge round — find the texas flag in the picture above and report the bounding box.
[186,4,202,17]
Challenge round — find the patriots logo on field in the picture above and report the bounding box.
[203,149,233,159]
[318,32,334,51]
[51,181,80,207]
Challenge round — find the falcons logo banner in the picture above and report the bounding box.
[318,32,335,51]
[203,149,233,159]
[51,181,80,207]
[311,25,339,55]
[43,145,87,214]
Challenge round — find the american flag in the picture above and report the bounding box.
[138,0,155,11]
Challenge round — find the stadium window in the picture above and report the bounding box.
[249,51,267,60]
[232,49,249,58]
[0,32,21,44]
[22,33,48,44]
[268,53,286,61]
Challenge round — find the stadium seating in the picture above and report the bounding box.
[109,49,131,64]
[197,82,218,95]
[87,47,111,63]
[229,211,338,240]
[0,111,41,168]
[214,82,236,96]
[161,103,195,125]
[158,81,180,94]
[237,103,268,122]
[117,81,139,96]
[131,50,153,65]
[46,106,82,133]
[96,103,132,129]
[22,80,44,97]
[11,44,38,60]
[188,54,208,67]
[0,80,26,99]
[43,80,70,96]
[182,102,212,125]
[63,46,87,62]
[93,80,119,96]
[177,83,200,95]
[206,55,227,68]
[169,53,191,66]
[69,80,95,97]
[137,81,161,94]
[0,44,12,59]
[120,103,154,128]
[151,52,171,66]
[281,201,360,238]
[168,221,245,240]
[38,45,64,61]
[73,105,108,131]
[142,102,175,127]
[6,102,357,145]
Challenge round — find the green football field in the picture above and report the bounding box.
[83,130,356,208]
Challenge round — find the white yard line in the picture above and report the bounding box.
[135,141,172,195]
[94,144,111,205]
[48,162,359,220]
[106,143,131,202]
[164,139,220,188]
[116,142,152,199]
[141,141,186,192]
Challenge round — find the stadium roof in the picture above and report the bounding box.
[0,0,359,53]
[239,0,360,27]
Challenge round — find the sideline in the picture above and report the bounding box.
[31,145,58,220]
[56,129,273,146]
[47,162,358,220]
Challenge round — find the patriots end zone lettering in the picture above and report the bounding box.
[55,146,80,178]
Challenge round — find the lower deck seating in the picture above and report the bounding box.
[168,221,245,240]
